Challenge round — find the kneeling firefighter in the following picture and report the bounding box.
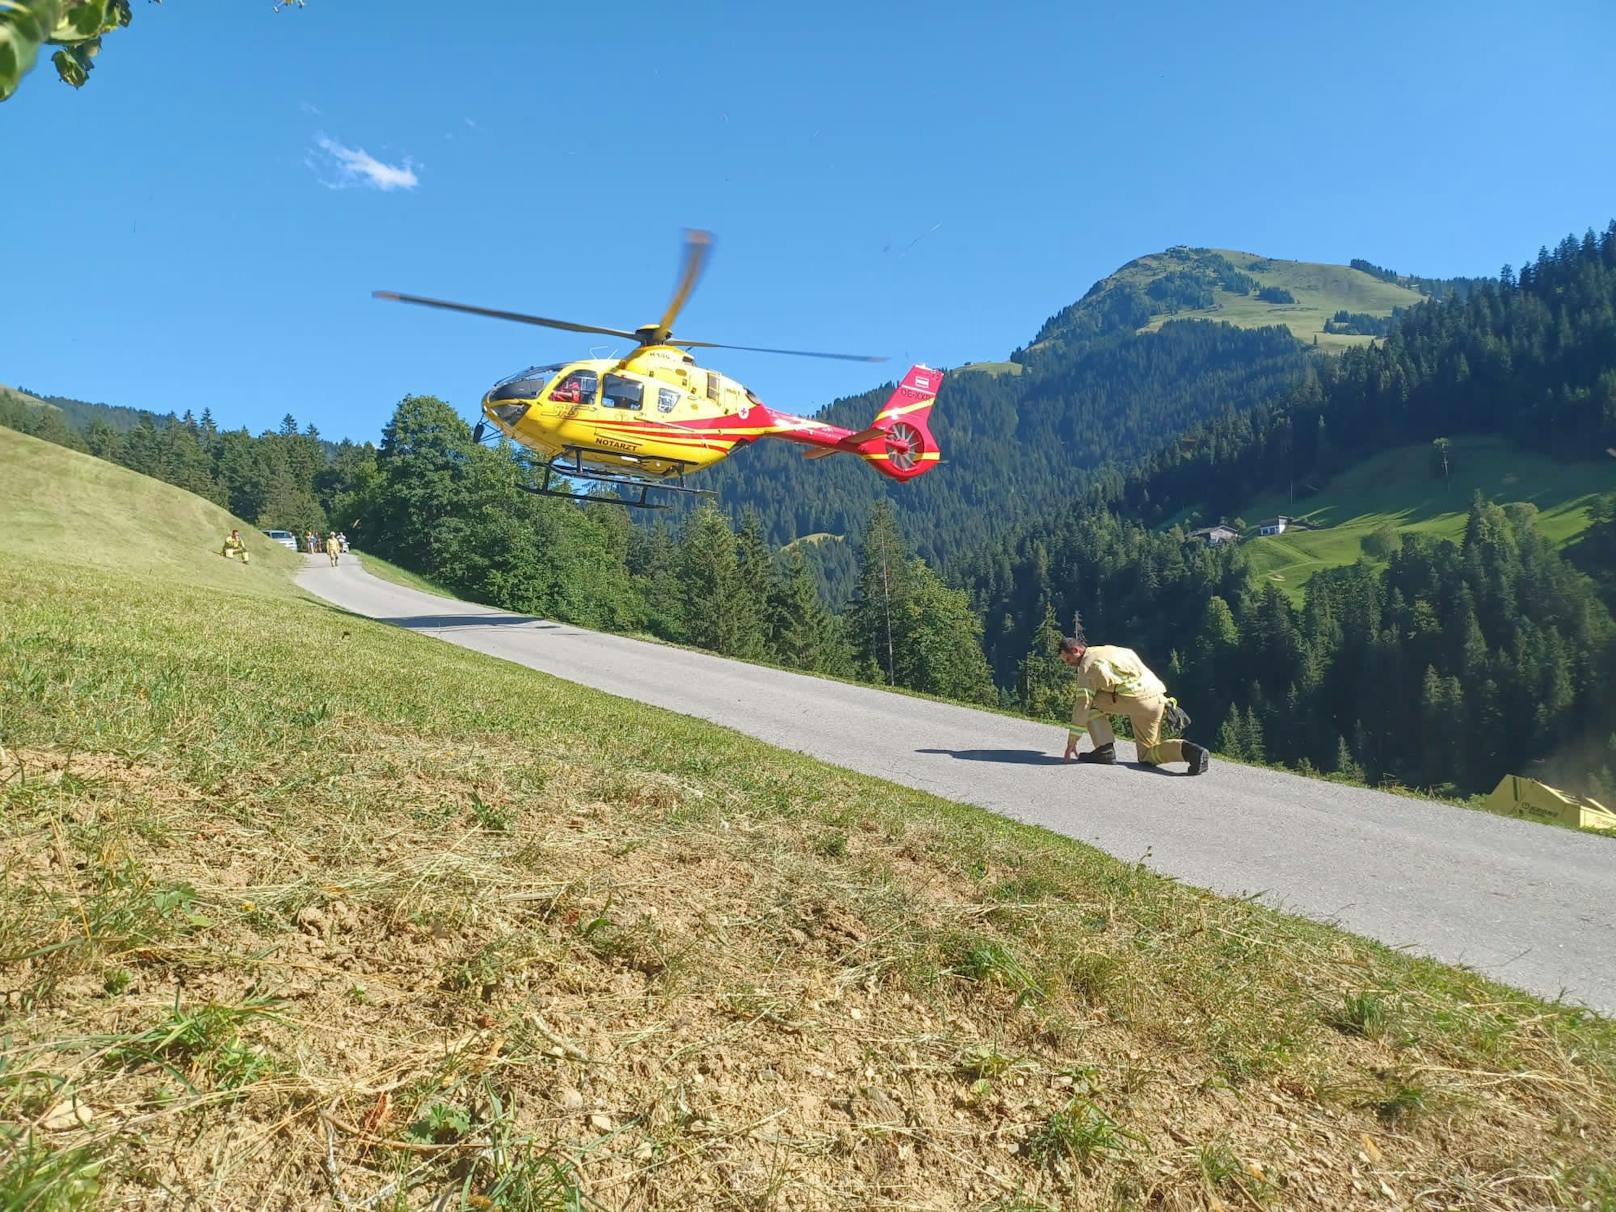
[1059,632,1209,775]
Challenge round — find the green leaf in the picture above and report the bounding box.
[0,0,69,101]
[54,0,112,40]
[1,0,142,99]
[51,41,89,86]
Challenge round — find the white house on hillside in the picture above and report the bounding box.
[1256,516,1306,536]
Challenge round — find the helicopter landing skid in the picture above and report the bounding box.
[521,449,715,510]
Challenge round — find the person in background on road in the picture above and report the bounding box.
[337,531,349,553]
[326,532,341,567]
[303,529,315,555]
[1060,632,1209,774]
[221,528,250,566]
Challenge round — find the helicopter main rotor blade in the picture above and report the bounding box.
[372,292,640,341]
[655,228,713,341]
[674,339,887,363]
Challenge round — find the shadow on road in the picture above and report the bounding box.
[917,748,1065,766]
[380,614,560,630]
[916,749,1183,775]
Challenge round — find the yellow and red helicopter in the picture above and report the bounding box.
[375,230,942,508]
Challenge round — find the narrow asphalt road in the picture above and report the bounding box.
[299,554,1616,1014]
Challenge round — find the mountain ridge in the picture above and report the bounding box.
[699,243,1457,580]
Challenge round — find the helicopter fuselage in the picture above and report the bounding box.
[481,345,939,483]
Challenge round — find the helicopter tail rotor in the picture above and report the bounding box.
[854,365,942,481]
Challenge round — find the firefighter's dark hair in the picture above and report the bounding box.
[1059,635,1085,656]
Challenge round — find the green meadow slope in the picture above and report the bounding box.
[1034,247,1429,357]
[1140,250,1426,350]
[2,427,1614,1209]
[1,384,53,411]
[1228,437,1616,600]
[0,426,300,591]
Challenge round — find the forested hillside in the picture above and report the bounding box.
[965,224,1616,800]
[695,247,1442,591]
[0,388,364,537]
[703,321,1310,573]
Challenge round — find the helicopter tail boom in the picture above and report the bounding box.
[776,365,941,478]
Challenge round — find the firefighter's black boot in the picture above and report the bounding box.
[1076,742,1116,765]
[1182,741,1210,775]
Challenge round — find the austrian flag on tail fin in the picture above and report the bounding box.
[883,365,940,420]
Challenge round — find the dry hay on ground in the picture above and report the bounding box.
[2,738,1613,1211]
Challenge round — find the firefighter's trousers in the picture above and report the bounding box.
[1074,691,1185,765]
[223,545,249,564]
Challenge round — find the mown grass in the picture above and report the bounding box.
[0,427,301,593]
[355,550,463,600]
[1230,436,1616,601]
[954,362,1025,377]
[3,434,1616,1207]
[1129,249,1426,350]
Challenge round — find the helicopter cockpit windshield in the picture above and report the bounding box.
[489,364,566,402]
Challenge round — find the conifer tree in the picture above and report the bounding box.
[1216,712,1245,761]
[632,522,687,643]
[848,501,912,684]
[732,509,776,661]
[1018,602,1071,721]
[769,547,845,673]
[901,560,996,703]
[678,504,761,657]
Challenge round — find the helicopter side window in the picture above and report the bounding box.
[656,387,680,415]
[549,369,597,405]
[705,372,722,401]
[602,374,643,411]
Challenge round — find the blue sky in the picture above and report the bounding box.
[5,1,1615,441]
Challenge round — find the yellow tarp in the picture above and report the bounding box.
[1483,774,1616,832]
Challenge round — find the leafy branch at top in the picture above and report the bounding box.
[0,0,303,102]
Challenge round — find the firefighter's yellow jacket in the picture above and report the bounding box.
[1069,645,1166,722]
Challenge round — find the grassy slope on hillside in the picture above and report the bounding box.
[0,426,301,590]
[3,434,1615,1209]
[1230,437,1616,600]
[1124,250,1426,351]
[954,361,1025,377]
[356,549,462,600]
[1,385,54,411]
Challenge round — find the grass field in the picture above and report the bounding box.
[3,426,1616,1209]
[953,361,1025,377]
[357,550,462,599]
[0,427,301,592]
[1,385,54,411]
[1117,249,1425,351]
[1230,437,1616,601]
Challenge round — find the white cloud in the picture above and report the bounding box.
[308,134,419,192]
